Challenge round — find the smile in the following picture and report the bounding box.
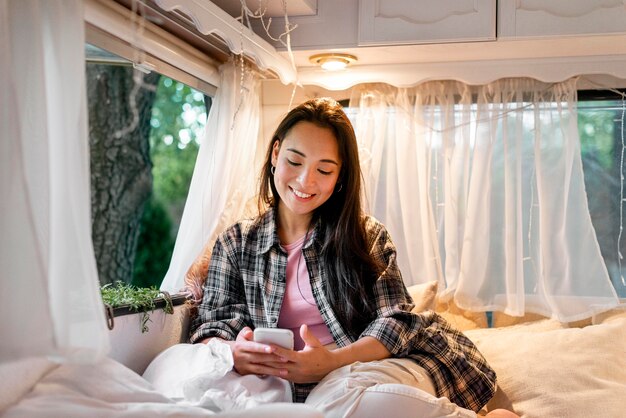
[291,188,313,199]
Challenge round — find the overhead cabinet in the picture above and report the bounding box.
[358,0,496,45]
[498,0,626,38]
[251,0,626,50]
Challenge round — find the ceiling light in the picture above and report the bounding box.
[309,53,357,71]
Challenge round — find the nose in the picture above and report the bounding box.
[296,167,315,188]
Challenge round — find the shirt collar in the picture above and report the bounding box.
[256,206,322,254]
[257,207,280,254]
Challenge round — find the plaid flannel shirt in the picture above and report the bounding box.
[189,208,496,411]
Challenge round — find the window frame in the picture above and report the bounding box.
[85,0,219,97]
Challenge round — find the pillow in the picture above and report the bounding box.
[465,317,626,418]
[592,304,626,325]
[492,311,592,329]
[405,281,488,330]
[434,299,488,330]
[491,312,547,328]
[406,281,438,313]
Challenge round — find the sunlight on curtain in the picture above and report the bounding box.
[0,0,109,362]
[160,61,261,295]
[351,79,620,321]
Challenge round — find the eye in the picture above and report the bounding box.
[318,169,332,175]
[287,159,301,166]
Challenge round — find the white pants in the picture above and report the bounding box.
[305,358,478,418]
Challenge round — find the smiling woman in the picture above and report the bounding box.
[270,121,342,231]
[187,98,503,417]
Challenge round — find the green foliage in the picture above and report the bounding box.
[578,101,616,169]
[132,196,174,288]
[577,99,626,297]
[132,77,208,287]
[149,77,206,205]
[101,281,173,333]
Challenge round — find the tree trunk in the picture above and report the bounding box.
[87,64,160,285]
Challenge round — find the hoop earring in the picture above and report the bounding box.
[335,183,343,193]
[271,166,276,175]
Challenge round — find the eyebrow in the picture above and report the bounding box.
[286,148,339,166]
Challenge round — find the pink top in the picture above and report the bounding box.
[277,234,334,350]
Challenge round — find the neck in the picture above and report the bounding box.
[276,204,313,244]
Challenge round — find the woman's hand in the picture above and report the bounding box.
[268,324,340,384]
[222,327,290,377]
[230,324,392,384]
[266,325,392,384]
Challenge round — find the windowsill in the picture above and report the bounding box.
[109,292,189,318]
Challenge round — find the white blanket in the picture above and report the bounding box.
[0,342,319,418]
[142,341,293,411]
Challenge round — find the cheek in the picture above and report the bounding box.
[321,176,339,195]
[275,163,292,180]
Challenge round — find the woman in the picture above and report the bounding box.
[189,98,516,418]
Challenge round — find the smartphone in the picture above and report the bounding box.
[253,327,294,350]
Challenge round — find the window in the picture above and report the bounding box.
[348,84,626,304]
[86,42,212,288]
[579,91,626,297]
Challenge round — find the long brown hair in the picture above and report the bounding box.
[258,98,382,337]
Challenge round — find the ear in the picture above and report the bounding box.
[271,140,280,166]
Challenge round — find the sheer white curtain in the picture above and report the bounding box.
[0,0,109,362]
[161,62,262,295]
[352,78,620,321]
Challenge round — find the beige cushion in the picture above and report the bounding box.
[465,316,626,418]
[406,282,487,329]
[592,303,626,325]
[406,281,438,313]
[491,311,548,328]
[435,299,488,330]
[492,311,592,328]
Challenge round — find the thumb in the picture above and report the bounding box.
[237,327,254,342]
[300,324,322,349]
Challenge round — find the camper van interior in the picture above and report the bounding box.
[2,0,626,417]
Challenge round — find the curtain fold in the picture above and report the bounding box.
[1,0,109,362]
[160,61,262,295]
[351,78,620,321]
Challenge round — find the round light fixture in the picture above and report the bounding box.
[309,53,357,71]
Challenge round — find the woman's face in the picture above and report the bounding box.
[271,121,342,220]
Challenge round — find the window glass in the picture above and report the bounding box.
[579,97,626,297]
[86,44,210,288]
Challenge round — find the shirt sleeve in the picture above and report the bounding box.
[357,218,418,353]
[358,218,497,412]
[188,227,253,343]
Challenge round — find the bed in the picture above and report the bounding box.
[2,282,624,418]
[408,281,626,418]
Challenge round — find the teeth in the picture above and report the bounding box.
[293,189,312,198]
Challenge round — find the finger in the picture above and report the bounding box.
[300,324,322,349]
[248,362,289,378]
[254,358,291,368]
[239,340,279,354]
[270,345,296,361]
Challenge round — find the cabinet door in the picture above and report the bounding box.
[498,0,626,38]
[358,0,496,46]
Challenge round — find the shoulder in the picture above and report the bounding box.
[361,214,390,239]
[217,209,275,251]
[361,214,396,251]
